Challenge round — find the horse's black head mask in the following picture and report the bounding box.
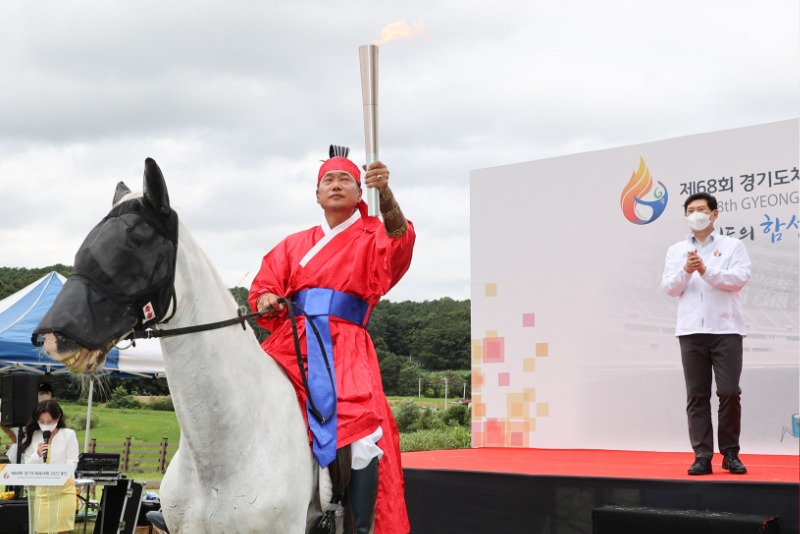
[33,158,179,350]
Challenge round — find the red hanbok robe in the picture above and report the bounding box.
[248,202,414,534]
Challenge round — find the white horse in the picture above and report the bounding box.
[35,158,320,533]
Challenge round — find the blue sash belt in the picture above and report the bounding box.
[291,288,370,467]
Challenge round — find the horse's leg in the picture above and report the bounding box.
[159,448,209,533]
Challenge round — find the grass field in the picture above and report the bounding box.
[64,397,465,445]
[57,402,179,486]
[51,397,469,484]
[386,396,464,411]
[4,397,469,531]
[62,403,180,446]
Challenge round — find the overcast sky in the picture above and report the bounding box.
[0,1,797,302]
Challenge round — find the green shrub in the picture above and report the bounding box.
[400,426,471,452]
[148,397,175,411]
[106,386,142,409]
[393,398,471,433]
[392,399,421,433]
[442,404,470,427]
[413,408,444,432]
[69,411,99,431]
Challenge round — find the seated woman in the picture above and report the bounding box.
[7,400,79,534]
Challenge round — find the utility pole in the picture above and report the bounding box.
[444,376,448,410]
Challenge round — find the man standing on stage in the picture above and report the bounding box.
[662,192,751,476]
[248,146,414,533]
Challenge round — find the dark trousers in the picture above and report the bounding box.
[678,333,743,459]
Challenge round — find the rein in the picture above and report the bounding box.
[127,307,260,340]
[127,297,336,424]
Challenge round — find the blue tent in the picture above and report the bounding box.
[0,272,166,452]
[0,272,164,377]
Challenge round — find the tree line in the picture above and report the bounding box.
[1,266,472,399]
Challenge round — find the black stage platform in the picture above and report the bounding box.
[404,470,797,533]
[403,449,798,534]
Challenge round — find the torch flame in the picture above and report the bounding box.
[374,19,426,45]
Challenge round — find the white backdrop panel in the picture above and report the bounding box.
[470,119,799,454]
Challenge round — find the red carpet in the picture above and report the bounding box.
[402,447,799,483]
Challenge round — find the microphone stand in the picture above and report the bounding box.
[12,427,24,499]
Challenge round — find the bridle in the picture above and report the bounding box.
[128,297,337,425]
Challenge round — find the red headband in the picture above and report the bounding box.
[317,157,361,185]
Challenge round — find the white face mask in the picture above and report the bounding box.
[686,211,712,231]
[39,422,57,433]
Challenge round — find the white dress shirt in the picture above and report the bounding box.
[661,232,751,336]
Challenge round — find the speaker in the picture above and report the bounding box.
[94,478,145,534]
[0,499,28,534]
[1,374,40,427]
[593,506,780,534]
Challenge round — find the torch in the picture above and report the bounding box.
[359,44,380,217]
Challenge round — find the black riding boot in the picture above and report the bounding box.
[344,457,379,534]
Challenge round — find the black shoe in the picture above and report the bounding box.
[687,456,712,475]
[722,452,747,474]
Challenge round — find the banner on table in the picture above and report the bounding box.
[1,464,75,486]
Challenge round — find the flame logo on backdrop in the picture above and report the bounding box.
[620,156,669,225]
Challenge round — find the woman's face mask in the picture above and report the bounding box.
[39,421,58,433]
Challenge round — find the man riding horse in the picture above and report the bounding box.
[249,146,415,534]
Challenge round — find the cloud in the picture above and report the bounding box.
[0,0,796,302]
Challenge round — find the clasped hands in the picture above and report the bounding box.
[684,250,706,275]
